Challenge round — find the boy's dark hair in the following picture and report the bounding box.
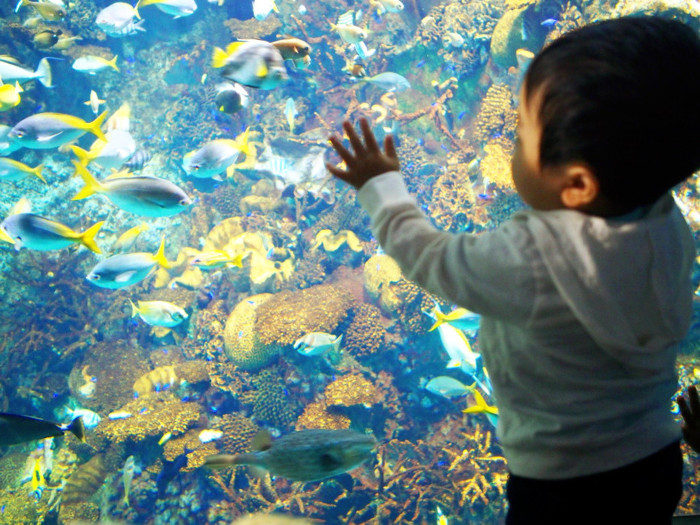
[524,16,700,209]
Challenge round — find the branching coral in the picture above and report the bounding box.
[239,367,298,429]
[325,374,383,408]
[254,284,354,347]
[214,412,260,454]
[295,401,351,431]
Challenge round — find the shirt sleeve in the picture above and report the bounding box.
[357,171,537,322]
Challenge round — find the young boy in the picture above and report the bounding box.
[327,16,700,523]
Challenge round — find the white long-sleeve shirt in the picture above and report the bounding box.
[358,171,695,479]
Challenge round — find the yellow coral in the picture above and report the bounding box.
[481,141,514,190]
[363,254,404,314]
[224,294,282,371]
[96,392,201,443]
[163,429,218,470]
[312,229,363,253]
[344,303,386,358]
[473,83,516,146]
[324,374,382,407]
[254,284,354,347]
[295,401,350,431]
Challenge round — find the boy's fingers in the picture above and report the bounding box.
[328,136,355,165]
[325,162,350,181]
[360,118,379,153]
[689,385,700,414]
[385,134,397,160]
[343,121,365,154]
[678,396,691,422]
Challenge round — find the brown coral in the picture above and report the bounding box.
[295,401,350,431]
[324,374,383,408]
[163,429,218,470]
[215,412,260,454]
[472,83,517,146]
[239,367,298,429]
[96,392,202,443]
[254,284,354,347]
[224,293,283,371]
[344,303,386,358]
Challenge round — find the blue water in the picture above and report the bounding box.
[0,0,698,523]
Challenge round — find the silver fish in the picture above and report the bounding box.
[0,213,103,253]
[362,72,411,92]
[0,57,51,87]
[86,239,170,289]
[96,2,143,37]
[9,112,107,150]
[204,429,377,482]
[73,162,192,217]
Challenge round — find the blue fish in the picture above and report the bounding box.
[540,18,557,27]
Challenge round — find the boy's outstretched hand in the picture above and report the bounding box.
[326,118,400,190]
[678,385,700,453]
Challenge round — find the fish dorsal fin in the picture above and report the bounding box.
[225,42,245,55]
[251,429,272,451]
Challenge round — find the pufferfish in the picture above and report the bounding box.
[204,428,377,482]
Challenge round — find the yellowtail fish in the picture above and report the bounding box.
[462,388,499,427]
[252,0,277,20]
[204,428,377,482]
[86,237,171,289]
[293,332,342,356]
[424,376,473,399]
[0,57,51,87]
[9,111,107,149]
[189,250,243,270]
[427,304,480,333]
[212,40,287,90]
[436,505,449,525]
[158,432,172,445]
[2,90,21,115]
[17,0,66,21]
[182,131,251,178]
[113,222,149,251]
[129,299,188,327]
[70,129,136,170]
[0,413,85,446]
[122,455,135,506]
[284,97,298,133]
[72,55,119,75]
[84,90,105,115]
[271,38,311,60]
[0,158,44,183]
[136,0,197,18]
[72,162,192,217]
[0,213,103,253]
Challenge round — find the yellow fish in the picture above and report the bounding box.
[18,0,66,21]
[31,457,45,495]
[189,250,243,270]
[0,157,45,183]
[0,82,23,111]
[113,223,149,252]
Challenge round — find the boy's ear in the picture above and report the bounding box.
[560,163,599,209]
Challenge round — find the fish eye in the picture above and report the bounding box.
[91,274,101,280]
[13,131,24,138]
[193,165,200,170]
[179,198,190,206]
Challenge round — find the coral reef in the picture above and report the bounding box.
[240,367,298,429]
[472,83,518,146]
[163,429,219,470]
[96,392,202,443]
[214,412,260,454]
[363,254,404,314]
[480,140,514,190]
[344,302,388,358]
[254,284,354,347]
[295,401,351,431]
[325,374,383,408]
[224,293,282,371]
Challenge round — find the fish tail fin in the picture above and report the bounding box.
[136,0,158,7]
[87,111,108,142]
[70,145,92,167]
[132,1,141,18]
[35,58,52,88]
[129,299,139,318]
[79,220,104,254]
[14,82,23,93]
[153,236,172,269]
[66,416,87,443]
[428,310,447,332]
[237,127,252,156]
[229,253,243,268]
[31,163,46,183]
[72,161,104,200]
[334,334,343,351]
[211,47,229,69]
[203,454,239,469]
[108,55,120,72]
[272,0,279,12]
[16,0,28,12]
